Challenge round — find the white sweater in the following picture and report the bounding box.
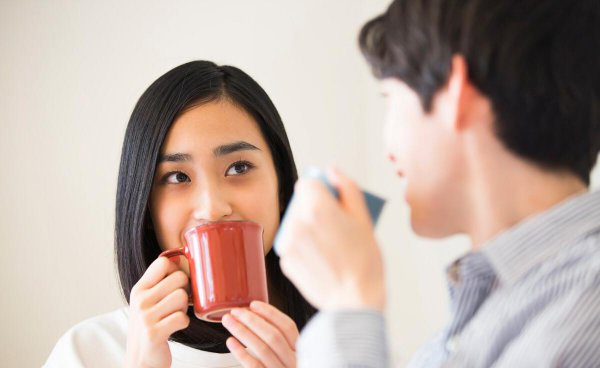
[45,307,241,368]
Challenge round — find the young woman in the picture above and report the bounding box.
[46,61,316,368]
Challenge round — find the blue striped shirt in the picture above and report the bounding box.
[297,190,600,367]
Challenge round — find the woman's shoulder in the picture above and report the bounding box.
[45,307,242,368]
[44,307,129,368]
[57,306,129,344]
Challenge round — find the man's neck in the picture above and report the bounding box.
[466,160,587,249]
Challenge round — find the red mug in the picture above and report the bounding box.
[159,221,269,322]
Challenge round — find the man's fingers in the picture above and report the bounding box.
[327,167,372,227]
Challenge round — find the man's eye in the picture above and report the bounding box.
[165,172,190,184]
[226,161,255,176]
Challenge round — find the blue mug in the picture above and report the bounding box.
[274,167,386,254]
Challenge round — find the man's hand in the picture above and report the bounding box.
[276,168,386,311]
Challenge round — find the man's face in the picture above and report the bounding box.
[381,78,467,237]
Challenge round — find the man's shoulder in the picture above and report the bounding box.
[522,226,600,285]
[551,227,600,278]
[495,266,600,366]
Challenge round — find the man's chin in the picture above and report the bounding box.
[410,212,456,239]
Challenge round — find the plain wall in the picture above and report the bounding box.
[1,1,599,367]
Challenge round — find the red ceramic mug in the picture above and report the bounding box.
[159,221,269,322]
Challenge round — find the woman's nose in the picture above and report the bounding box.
[192,184,233,222]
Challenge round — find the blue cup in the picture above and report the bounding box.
[274,167,386,254]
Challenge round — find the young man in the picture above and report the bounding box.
[276,0,600,366]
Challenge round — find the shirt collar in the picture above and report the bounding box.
[447,251,495,286]
[480,189,600,287]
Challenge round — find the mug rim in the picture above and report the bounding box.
[184,220,262,236]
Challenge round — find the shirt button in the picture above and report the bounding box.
[446,335,460,354]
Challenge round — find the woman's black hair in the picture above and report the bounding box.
[115,60,316,352]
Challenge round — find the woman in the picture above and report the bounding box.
[46,61,316,368]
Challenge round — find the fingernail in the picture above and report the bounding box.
[225,337,239,351]
[326,167,341,182]
[249,301,263,310]
[222,314,232,325]
[230,308,242,317]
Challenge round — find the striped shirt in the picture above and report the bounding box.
[297,189,600,367]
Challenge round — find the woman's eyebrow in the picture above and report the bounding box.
[157,141,259,163]
[213,141,260,157]
[157,153,192,163]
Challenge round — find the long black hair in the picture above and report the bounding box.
[115,60,316,352]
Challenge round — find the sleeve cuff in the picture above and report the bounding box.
[297,309,390,368]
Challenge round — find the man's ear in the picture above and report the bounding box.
[436,54,472,132]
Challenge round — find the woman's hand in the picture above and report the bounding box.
[222,301,299,368]
[125,256,190,368]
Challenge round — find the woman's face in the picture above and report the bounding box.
[149,100,281,268]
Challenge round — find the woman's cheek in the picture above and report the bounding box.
[262,214,280,254]
[156,200,186,250]
[241,178,279,254]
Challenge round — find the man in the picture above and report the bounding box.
[276,0,600,366]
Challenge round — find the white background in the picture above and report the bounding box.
[1,1,599,366]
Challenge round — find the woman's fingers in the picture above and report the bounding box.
[143,270,189,308]
[226,337,265,368]
[149,287,190,323]
[128,256,190,341]
[134,256,180,291]
[126,256,189,368]
[230,307,296,366]
[153,310,190,342]
[222,313,286,368]
[249,301,299,348]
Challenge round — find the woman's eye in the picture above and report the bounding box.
[226,161,254,176]
[164,172,190,184]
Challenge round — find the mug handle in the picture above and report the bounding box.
[159,247,193,305]
[160,247,185,259]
